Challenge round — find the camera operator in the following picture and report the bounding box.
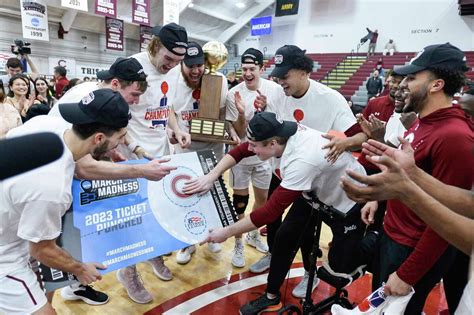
[1,40,39,94]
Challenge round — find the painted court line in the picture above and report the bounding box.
[163,267,305,314]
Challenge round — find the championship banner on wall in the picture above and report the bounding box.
[20,0,50,42]
[105,17,124,51]
[163,0,180,25]
[95,0,117,18]
[132,0,151,26]
[140,25,153,52]
[39,151,237,291]
[275,0,299,17]
[61,0,88,12]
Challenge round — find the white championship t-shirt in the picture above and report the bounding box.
[0,116,74,276]
[173,69,227,160]
[127,52,181,158]
[275,79,355,133]
[48,82,100,125]
[273,125,366,214]
[226,78,284,165]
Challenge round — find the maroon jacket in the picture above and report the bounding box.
[385,106,474,285]
[55,76,69,97]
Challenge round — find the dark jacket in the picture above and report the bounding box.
[366,76,383,95]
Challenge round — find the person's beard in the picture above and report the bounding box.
[389,88,397,99]
[92,140,111,160]
[181,66,202,90]
[403,84,429,114]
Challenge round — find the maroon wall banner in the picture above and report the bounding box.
[105,17,124,51]
[140,25,152,52]
[132,0,151,26]
[95,0,117,18]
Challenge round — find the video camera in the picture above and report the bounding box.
[11,39,31,55]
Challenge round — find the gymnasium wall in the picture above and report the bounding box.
[232,0,474,55]
[0,15,138,77]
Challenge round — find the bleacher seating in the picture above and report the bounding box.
[341,52,415,105]
[308,53,347,81]
[465,51,474,82]
[222,50,474,104]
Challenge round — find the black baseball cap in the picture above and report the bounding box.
[184,41,204,67]
[241,48,264,66]
[247,112,297,141]
[59,89,130,128]
[270,45,306,78]
[97,57,147,81]
[152,23,188,56]
[394,43,468,75]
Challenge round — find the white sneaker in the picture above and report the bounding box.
[292,271,320,298]
[176,245,196,264]
[245,230,269,253]
[249,253,271,273]
[231,239,245,268]
[207,242,222,253]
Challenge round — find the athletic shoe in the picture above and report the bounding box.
[207,242,222,253]
[116,266,153,304]
[176,245,196,264]
[292,270,320,298]
[239,293,282,315]
[148,256,173,281]
[249,253,271,273]
[260,226,268,236]
[60,284,109,305]
[231,239,245,268]
[245,230,269,253]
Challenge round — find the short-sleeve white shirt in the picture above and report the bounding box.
[127,52,181,158]
[226,78,284,165]
[275,79,355,133]
[0,116,74,276]
[48,82,100,126]
[384,112,407,147]
[273,125,365,214]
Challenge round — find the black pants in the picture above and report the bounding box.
[266,175,282,253]
[266,198,365,294]
[443,250,470,314]
[373,233,457,314]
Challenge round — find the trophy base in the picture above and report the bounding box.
[190,118,239,145]
[190,133,238,145]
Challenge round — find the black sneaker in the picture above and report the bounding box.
[61,284,110,305]
[239,293,282,315]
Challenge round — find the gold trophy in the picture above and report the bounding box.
[189,41,237,144]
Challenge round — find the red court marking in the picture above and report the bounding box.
[146,262,447,315]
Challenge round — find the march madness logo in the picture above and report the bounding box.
[80,179,140,205]
[184,211,207,235]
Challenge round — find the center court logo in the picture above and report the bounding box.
[184,211,207,235]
